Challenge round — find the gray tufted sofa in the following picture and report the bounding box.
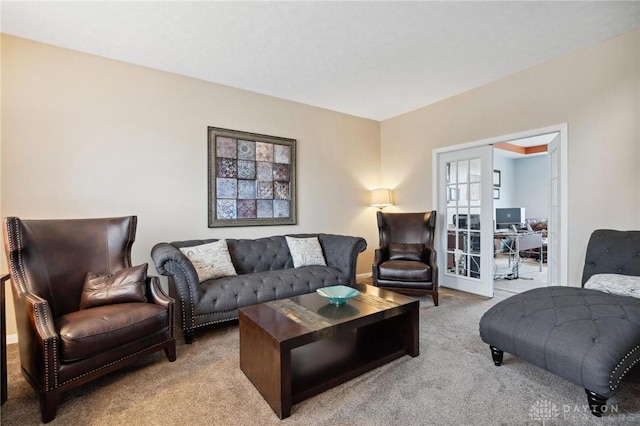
[152,233,366,343]
[480,229,640,416]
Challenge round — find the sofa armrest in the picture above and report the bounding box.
[151,242,200,330]
[318,234,367,285]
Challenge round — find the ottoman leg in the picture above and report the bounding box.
[585,389,608,417]
[490,345,503,366]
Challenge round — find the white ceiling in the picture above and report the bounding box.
[2,1,639,121]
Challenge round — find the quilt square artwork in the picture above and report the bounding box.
[208,127,297,227]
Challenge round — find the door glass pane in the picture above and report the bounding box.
[458,160,469,187]
[445,158,483,280]
[458,183,469,205]
[469,158,481,207]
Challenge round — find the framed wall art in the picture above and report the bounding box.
[208,127,297,227]
[493,170,501,188]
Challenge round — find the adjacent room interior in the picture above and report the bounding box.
[492,133,556,293]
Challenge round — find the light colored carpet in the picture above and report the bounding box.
[2,288,639,425]
[494,254,549,294]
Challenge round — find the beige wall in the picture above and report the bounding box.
[3,31,639,337]
[1,35,381,336]
[381,30,640,286]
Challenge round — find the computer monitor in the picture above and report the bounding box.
[495,208,525,228]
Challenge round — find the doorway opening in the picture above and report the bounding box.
[492,132,557,294]
[433,124,568,298]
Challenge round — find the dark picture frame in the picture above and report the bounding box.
[493,170,501,188]
[208,127,297,227]
[493,188,501,200]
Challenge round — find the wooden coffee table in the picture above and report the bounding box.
[238,283,419,419]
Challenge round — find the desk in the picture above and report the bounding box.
[494,232,543,279]
[1,273,9,404]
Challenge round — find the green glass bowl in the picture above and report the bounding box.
[316,285,360,306]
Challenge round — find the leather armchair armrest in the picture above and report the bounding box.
[373,247,388,265]
[424,246,437,266]
[424,247,438,286]
[146,275,174,307]
[372,247,387,285]
[147,275,175,339]
[18,292,59,391]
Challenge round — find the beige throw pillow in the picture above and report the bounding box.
[584,273,640,298]
[286,236,327,268]
[179,239,237,282]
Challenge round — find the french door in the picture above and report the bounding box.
[437,146,494,297]
[547,133,561,285]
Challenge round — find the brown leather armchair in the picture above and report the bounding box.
[372,211,439,306]
[3,216,176,423]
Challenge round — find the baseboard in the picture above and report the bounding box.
[357,273,372,280]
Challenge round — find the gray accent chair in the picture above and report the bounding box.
[480,229,640,416]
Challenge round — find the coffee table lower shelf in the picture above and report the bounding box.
[290,332,409,404]
[239,289,418,419]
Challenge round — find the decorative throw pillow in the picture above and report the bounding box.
[80,263,148,309]
[584,273,640,298]
[389,243,424,261]
[286,236,327,268]
[179,239,237,282]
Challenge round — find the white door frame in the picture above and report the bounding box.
[432,124,568,290]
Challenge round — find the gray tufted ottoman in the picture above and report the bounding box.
[480,287,640,415]
[480,229,640,416]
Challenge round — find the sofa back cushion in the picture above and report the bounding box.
[227,236,294,274]
[171,237,293,275]
[172,234,337,276]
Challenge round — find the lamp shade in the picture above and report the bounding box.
[371,188,393,208]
